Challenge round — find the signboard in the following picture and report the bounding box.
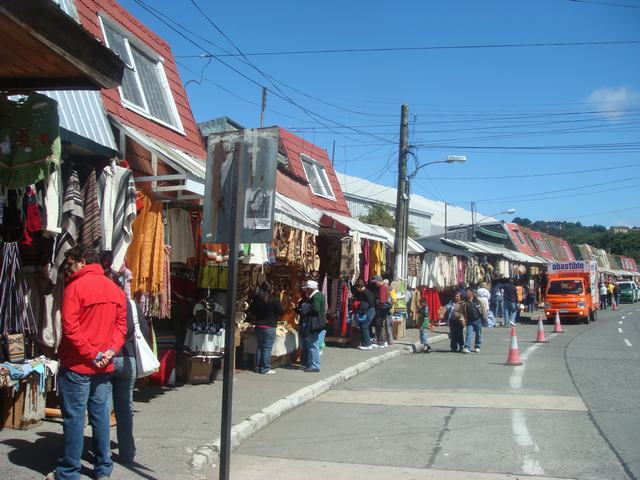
[547,261,593,273]
[202,128,278,244]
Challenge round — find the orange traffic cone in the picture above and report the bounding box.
[505,326,523,366]
[535,315,548,343]
[552,310,564,333]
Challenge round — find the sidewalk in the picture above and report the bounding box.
[0,328,448,480]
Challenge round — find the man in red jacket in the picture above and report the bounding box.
[49,245,127,480]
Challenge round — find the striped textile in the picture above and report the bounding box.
[78,167,101,247]
[49,169,84,283]
[0,242,37,335]
[98,163,137,270]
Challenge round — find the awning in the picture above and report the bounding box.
[110,116,205,201]
[41,90,117,156]
[320,212,388,242]
[364,225,425,254]
[416,237,472,257]
[0,0,124,91]
[274,194,319,235]
[442,239,544,264]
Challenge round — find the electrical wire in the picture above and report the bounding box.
[414,162,640,180]
[174,39,640,58]
[568,0,640,8]
[133,0,397,144]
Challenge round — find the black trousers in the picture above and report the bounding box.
[450,321,465,352]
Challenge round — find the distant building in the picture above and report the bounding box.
[337,173,490,237]
[610,226,630,234]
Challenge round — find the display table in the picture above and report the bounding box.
[242,331,299,368]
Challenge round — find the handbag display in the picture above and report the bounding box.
[3,333,25,363]
[130,300,160,378]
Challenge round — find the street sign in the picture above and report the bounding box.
[202,127,278,244]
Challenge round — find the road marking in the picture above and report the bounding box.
[231,454,573,479]
[512,409,545,475]
[618,328,623,333]
[316,390,587,411]
[622,316,626,320]
[619,321,623,325]
[624,339,633,347]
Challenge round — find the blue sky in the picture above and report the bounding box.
[122,0,640,227]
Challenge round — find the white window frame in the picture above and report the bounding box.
[300,154,335,200]
[98,15,184,135]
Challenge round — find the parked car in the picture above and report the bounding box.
[616,281,640,303]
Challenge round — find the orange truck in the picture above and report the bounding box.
[544,261,599,324]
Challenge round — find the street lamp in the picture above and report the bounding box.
[394,154,466,280]
[472,208,516,242]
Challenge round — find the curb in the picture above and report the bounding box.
[399,332,449,353]
[188,348,405,475]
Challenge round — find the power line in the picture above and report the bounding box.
[452,175,640,203]
[174,39,640,58]
[568,0,640,9]
[415,162,640,180]
[133,0,396,145]
[555,205,640,220]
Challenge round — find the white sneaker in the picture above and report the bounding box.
[462,348,471,354]
[474,348,481,353]
[358,345,373,350]
[264,370,276,375]
[372,344,380,349]
[383,342,388,348]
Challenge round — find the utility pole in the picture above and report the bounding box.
[260,86,267,128]
[393,104,409,280]
[444,202,448,239]
[471,201,476,242]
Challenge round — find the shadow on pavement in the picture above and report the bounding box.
[1,431,92,478]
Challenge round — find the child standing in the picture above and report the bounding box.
[418,298,432,353]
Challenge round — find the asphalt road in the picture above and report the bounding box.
[233,305,640,480]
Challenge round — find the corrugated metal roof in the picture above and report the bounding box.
[442,239,544,264]
[40,90,117,155]
[274,194,319,235]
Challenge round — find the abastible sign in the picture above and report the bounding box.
[202,128,278,244]
[547,261,596,274]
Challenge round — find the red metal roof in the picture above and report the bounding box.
[277,128,351,216]
[504,223,575,261]
[74,0,205,161]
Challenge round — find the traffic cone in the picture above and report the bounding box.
[552,310,564,333]
[505,326,523,366]
[535,315,548,343]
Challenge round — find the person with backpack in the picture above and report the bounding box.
[463,290,486,354]
[298,280,326,372]
[352,279,375,350]
[448,292,466,352]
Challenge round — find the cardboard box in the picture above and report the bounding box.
[177,355,215,384]
[1,378,43,430]
[392,317,406,340]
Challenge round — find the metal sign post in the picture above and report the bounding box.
[202,129,278,480]
[218,145,243,480]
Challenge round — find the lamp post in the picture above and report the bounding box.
[471,208,516,242]
[393,154,466,279]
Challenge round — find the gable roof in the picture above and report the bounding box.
[277,128,351,216]
[337,173,488,230]
[72,0,205,161]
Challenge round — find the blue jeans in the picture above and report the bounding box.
[301,320,321,371]
[465,319,482,350]
[56,369,113,480]
[255,327,276,373]
[112,356,137,463]
[359,308,375,347]
[494,298,504,317]
[504,301,518,325]
[419,327,429,345]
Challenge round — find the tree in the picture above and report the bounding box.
[359,202,395,228]
[359,202,420,238]
[513,217,532,226]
